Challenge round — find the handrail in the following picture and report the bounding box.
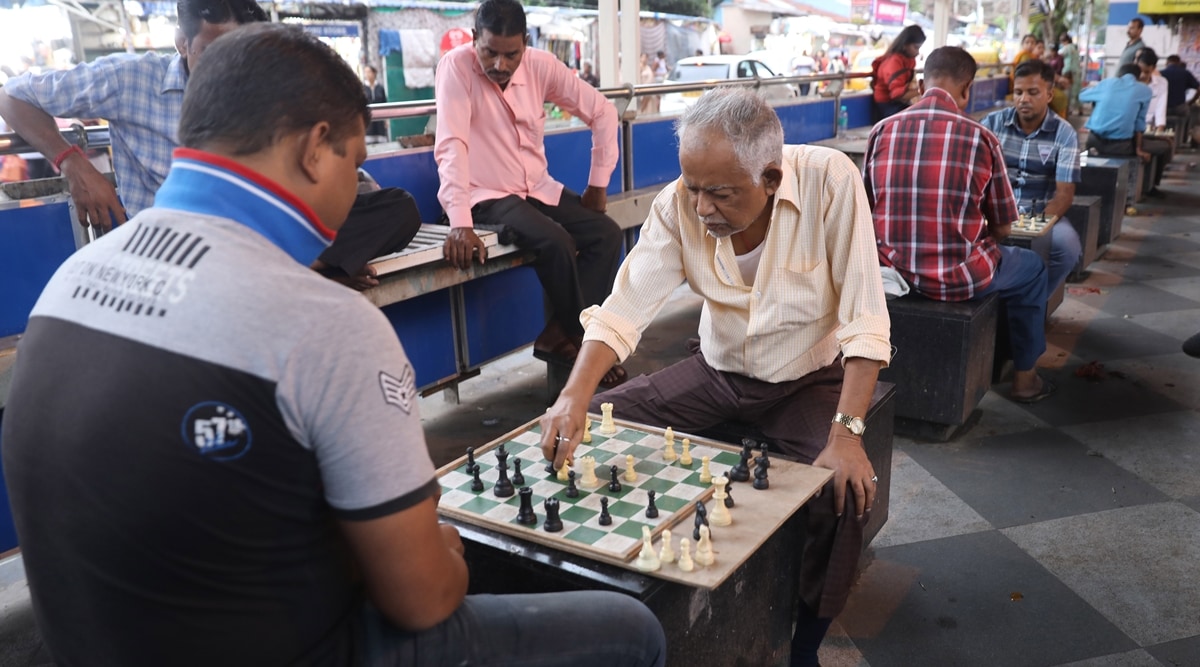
[1,60,1017,157]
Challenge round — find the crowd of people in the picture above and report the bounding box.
[1,0,1200,664]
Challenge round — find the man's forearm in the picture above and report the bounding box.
[0,91,73,162]
[832,357,882,432]
[1045,183,1075,219]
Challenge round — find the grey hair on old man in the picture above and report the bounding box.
[674,87,784,185]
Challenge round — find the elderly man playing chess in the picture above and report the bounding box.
[540,86,892,667]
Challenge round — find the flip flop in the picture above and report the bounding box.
[1010,378,1057,404]
[532,335,580,366]
[599,363,629,389]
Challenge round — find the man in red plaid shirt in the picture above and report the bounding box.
[863,46,1055,403]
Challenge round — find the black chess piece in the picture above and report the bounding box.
[495,443,508,464]
[645,490,659,519]
[752,456,770,490]
[543,498,563,532]
[565,470,580,498]
[599,497,613,526]
[608,464,622,493]
[729,444,752,483]
[465,446,476,472]
[758,442,771,469]
[516,487,537,525]
[724,478,735,508]
[493,458,514,498]
[512,458,526,487]
[470,463,484,492]
[693,501,709,541]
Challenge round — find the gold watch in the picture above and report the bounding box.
[832,412,866,436]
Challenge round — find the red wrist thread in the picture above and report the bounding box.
[52,144,85,172]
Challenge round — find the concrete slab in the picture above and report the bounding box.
[1003,502,1200,647]
[1059,410,1200,500]
[868,448,992,549]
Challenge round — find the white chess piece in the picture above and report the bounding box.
[710,475,732,526]
[696,525,715,566]
[557,458,572,482]
[679,438,693,466]
[634,526,661,572]
[659,529,676,564]
[599,402,616,435]
[582,417,592,444]
[579,456,601,488]
[624,454,637,482]
[677,538,694,572]
[699,456,712,484]
[663,428,677,462]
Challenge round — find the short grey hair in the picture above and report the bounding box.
[675,86,784,185]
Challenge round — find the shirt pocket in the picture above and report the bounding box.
[765,263,835,328]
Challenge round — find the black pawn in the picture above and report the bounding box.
[470,464,484,492]
[512,458,526,486]
[543,498,563,532]
[516,487,537,525]
[645,490,659,519]
[465,446,476,472]
[753,456,770,490]
[724,478,735,508]
[693,501,709,541]
[608,464,622,493]
[758,443,771,469]
[565,470,580,498]
[599,497,613,525]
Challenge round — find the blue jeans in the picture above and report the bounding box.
[1049,218,1083,292]
[975,245,1049,371]
[360,592,667,667]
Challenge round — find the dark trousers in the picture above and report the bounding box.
[871,99,906,124]
[1086,133,1171,188]
[472,191,622,338]
[590,347,865,620]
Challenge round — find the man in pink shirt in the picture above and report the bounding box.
[434,0,626,385]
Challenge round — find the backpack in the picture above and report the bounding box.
[871,54,914,102]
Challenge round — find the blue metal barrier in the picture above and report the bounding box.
[462,267,545,368]
[0,408,16,553]
[379,291,459,389]
[0,201,77,338]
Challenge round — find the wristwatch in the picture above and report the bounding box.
[832,412,866,436]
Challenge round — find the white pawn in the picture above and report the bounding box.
[663,428,677,462]
[677,538,695,572]
[699,456,712,484]
[624,454,638,482]
[599,402,616,435]
[635,525,660,572]
[696,525,715,566]
[582,417,592,444]
[658,529,676,564]
[679,438,693,466]
[710,475,732,526]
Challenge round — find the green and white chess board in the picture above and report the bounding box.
[436,415,744,563]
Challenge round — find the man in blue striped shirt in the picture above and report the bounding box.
[982,60,1083,293]
[0,0,266,230]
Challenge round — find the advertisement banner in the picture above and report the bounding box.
[1138,0,1200,13]
[874,0,907,25]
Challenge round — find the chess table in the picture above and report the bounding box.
[441,414,837,667]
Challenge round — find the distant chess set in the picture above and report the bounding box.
[1011,213,1058,237]
[436,405,787,582]
[1147,128,1176,138]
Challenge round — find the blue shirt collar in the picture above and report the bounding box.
[153,148,334,265]
[162,54,187,94]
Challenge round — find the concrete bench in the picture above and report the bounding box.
[1067,195,1102,278]
[694,382,896,548]
[1078,157,1130,249]
[879,292,999,441]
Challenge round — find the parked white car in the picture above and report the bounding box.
[658,55,796,114]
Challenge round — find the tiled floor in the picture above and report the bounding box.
[1,152,1198,666]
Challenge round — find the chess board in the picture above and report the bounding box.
[1011,213,1058,238]
[436,416,743,563]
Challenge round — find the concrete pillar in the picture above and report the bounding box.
[598,0,620,87]
[933,0,953,48]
